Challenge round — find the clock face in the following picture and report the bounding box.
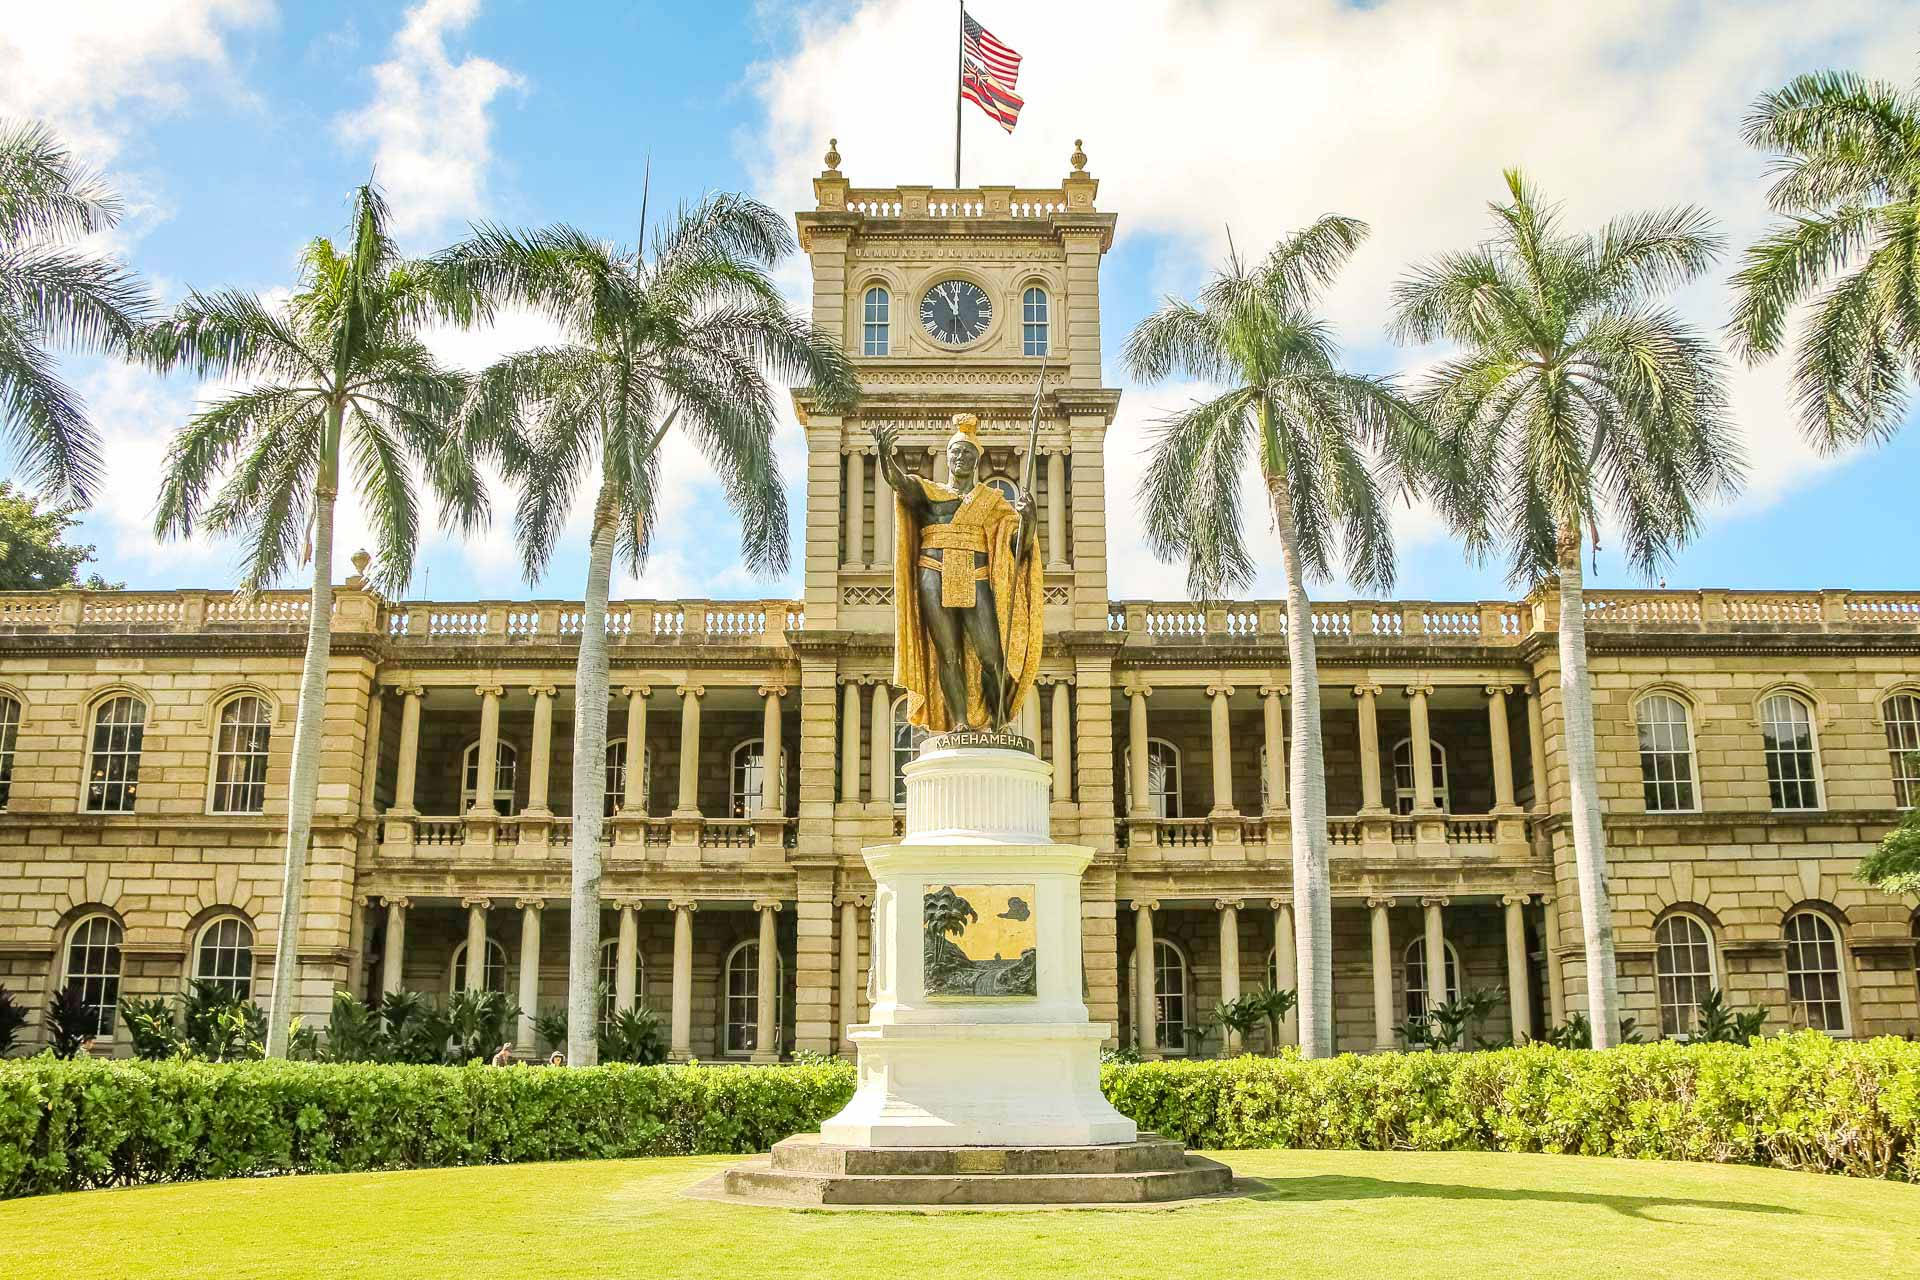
[919,279,993,346]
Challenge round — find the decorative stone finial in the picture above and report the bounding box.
[346,548,371,590]
[824,137,841,172]
[1070,139,1087,173]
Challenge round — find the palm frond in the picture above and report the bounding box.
[0,325,101,504]
[0,119,120,242]
[0,245,151,353]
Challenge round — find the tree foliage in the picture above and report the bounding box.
[0,480,118,589]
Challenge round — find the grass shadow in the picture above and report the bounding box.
[1239,1174,1801,1222]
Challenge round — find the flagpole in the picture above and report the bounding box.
[954,0,964,187]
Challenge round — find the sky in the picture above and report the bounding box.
[4,0,1918,605]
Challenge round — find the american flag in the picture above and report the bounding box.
[960,10,1023,133]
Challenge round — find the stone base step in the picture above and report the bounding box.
[768,1132,1193,1177]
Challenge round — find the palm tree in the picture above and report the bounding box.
[436,194,857,1066]
[1391,170,1742,1047]
[141,184,487,1057]
[1124,216,1435,1059]
[1729,67,1920,448]
[0,119,151,505]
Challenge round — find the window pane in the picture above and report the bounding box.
[1022,287,1049,356]
[1153,939,1186,1050]
[87,696,145,813]
[1784,912,1846,1032]
[1636,696,1697,812]
[732,742,766,818]
[1761,695,1820,810]
[1654,915,1714,1037]
[863,288,889,356]
[65,916,123,1036]
[194,917,254,1001]
[1405,938,1460,1019]
[1884,694,1920,808]
[212,696,271,813]
[0,695,18,811]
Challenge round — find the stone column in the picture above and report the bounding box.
[392,688,424,814]
[1354,683,1384,813]
[1487,684,1518,811]
[1503,894,1532,1042]
[1541,894,1566,1025]
[843,448,865,568]
[346,895,369,999]
[1407,683,1437,812]
[1368,896,1396,1050]
[669,899,696,1061]
[674,684,704,817]
[1216,898,1242,1052]
[1527,686,1550,813]
[471,686,503,815]
[839,895,865,1048]
[1207,683,1236,816]
[1422,896,1449,1008]
[1260,685,1287,813]
[1270,899,1297,1046]
[1050,679,1073,802]
[515,899,542,1051]
[1132,899,1159,1059]
[616,902,639,1013]
[840,680,863,804]
[872,453,892,567]
[753,898,781,1062]
[1045,447,1068,570]
[758,685,786,818]
[358,693,384,818]
[622,685,649,813]
[869,680,891,808]
[463,898,489,992]
[526,685,556,815]
[380,897,409,997]
[1126,683,1152,817]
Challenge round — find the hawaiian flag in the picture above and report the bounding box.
[960,10,1023,133]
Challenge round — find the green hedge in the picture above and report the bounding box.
[2,1033,1915,1198]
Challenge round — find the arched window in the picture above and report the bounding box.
[1883,693,1920,808]
[1404,937,1461,1018]
[449,938,509,995]
[1784,910,1847,1033]
[984,474,1018,503]
[0,694,20,810]
[86,694,146,812]
[210,695,271,814]
[1021,286,1049,356]
[862,286,890,356]
[1653,913,1716,1038]
[891,695,919,807]
[730,739,785,818]
[460,740,518,815]
[193,916,254,1001]
[1760,693,1821,810]
[1391,738,1450,814]
[64,914,123,1036]
[724,939,783,1056]
[598,937,620,1030]
[1635,694,1697,813]
[1145,739,1181,818]
[1153,938,1189,1053]
[604,739,652,817]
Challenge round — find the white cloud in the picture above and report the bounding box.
[336,0,524,239]
[748,0,1919,596]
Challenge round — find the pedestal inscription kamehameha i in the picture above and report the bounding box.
[923,884,1039,998]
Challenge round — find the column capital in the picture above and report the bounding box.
[389,683,426,700]
[1501,893,1533,907]
[1258,684,1287,699]
[1205,683,1235,699]
[1268,896,1291,911]
[1537,893,1555,908]
[1419,895,1451,909]
[381,895,411,909]
[1352,681,1383,698]
[460,896,493,911]
[1130,898,1159,913]
[858,673,886,687]
[475,684,504,699]
[620,684,651,699]
[1214,897,1244,912]
[1484,683,1515,697]
[1404,682,1435,698]
[668,897,699,913]
[753,897,784,913]
[834,893,872,908]
[677,683,705,699]
[529,684,558,698]
[758,683,789,699]
[514,897,545,910]
[1366,895,1397,910]
[614,898,642,914]
[1122,679,1152,699]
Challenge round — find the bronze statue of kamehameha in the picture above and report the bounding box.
[873,412,1044,734]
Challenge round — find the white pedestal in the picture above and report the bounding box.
[820,744,1137,1148]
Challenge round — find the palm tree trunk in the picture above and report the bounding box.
[566,475,620,1067]
[1555,525,1622,1046]
[1268,477,1333,1058]
[263,474,337,1058]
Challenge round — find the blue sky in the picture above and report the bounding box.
[5,0,1918,604]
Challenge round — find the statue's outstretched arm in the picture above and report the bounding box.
[872,424,930,519]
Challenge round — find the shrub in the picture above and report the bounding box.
[0,988,29,1057]
[42,987,92,1059]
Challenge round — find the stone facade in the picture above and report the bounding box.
[2,148,1917,1059]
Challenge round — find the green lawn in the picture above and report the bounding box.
[4,1150,1915,1279]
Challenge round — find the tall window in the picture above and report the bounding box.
[1760,693,1821,810]
[0,694,19,810]
[599,937,620,1030]
[449,938,509,995]
[1154,938,1188,1053]
[1021,286,1049,356]
[1144,739,1181,818]
[1636,694,1697,812]
[605,740,651,817]
[1391,739,1450,814]
[1404,937,1461,1018]
[891,695,918,807]
[210,695,271,814]
[724,939,782,1056]
[193,916,255,1001]
[460,741,518,815]
[1653,913,1715,1038]
[862,286,889,356]
[730,739,784,818]
[86,694,146,812]
[1784,911,1847,1033]
[64,915,123,1037]
[1883,693,1920,808]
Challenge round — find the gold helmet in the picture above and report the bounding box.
[946,412,982,454]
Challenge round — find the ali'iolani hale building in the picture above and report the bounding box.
[4,141,1918,1059]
